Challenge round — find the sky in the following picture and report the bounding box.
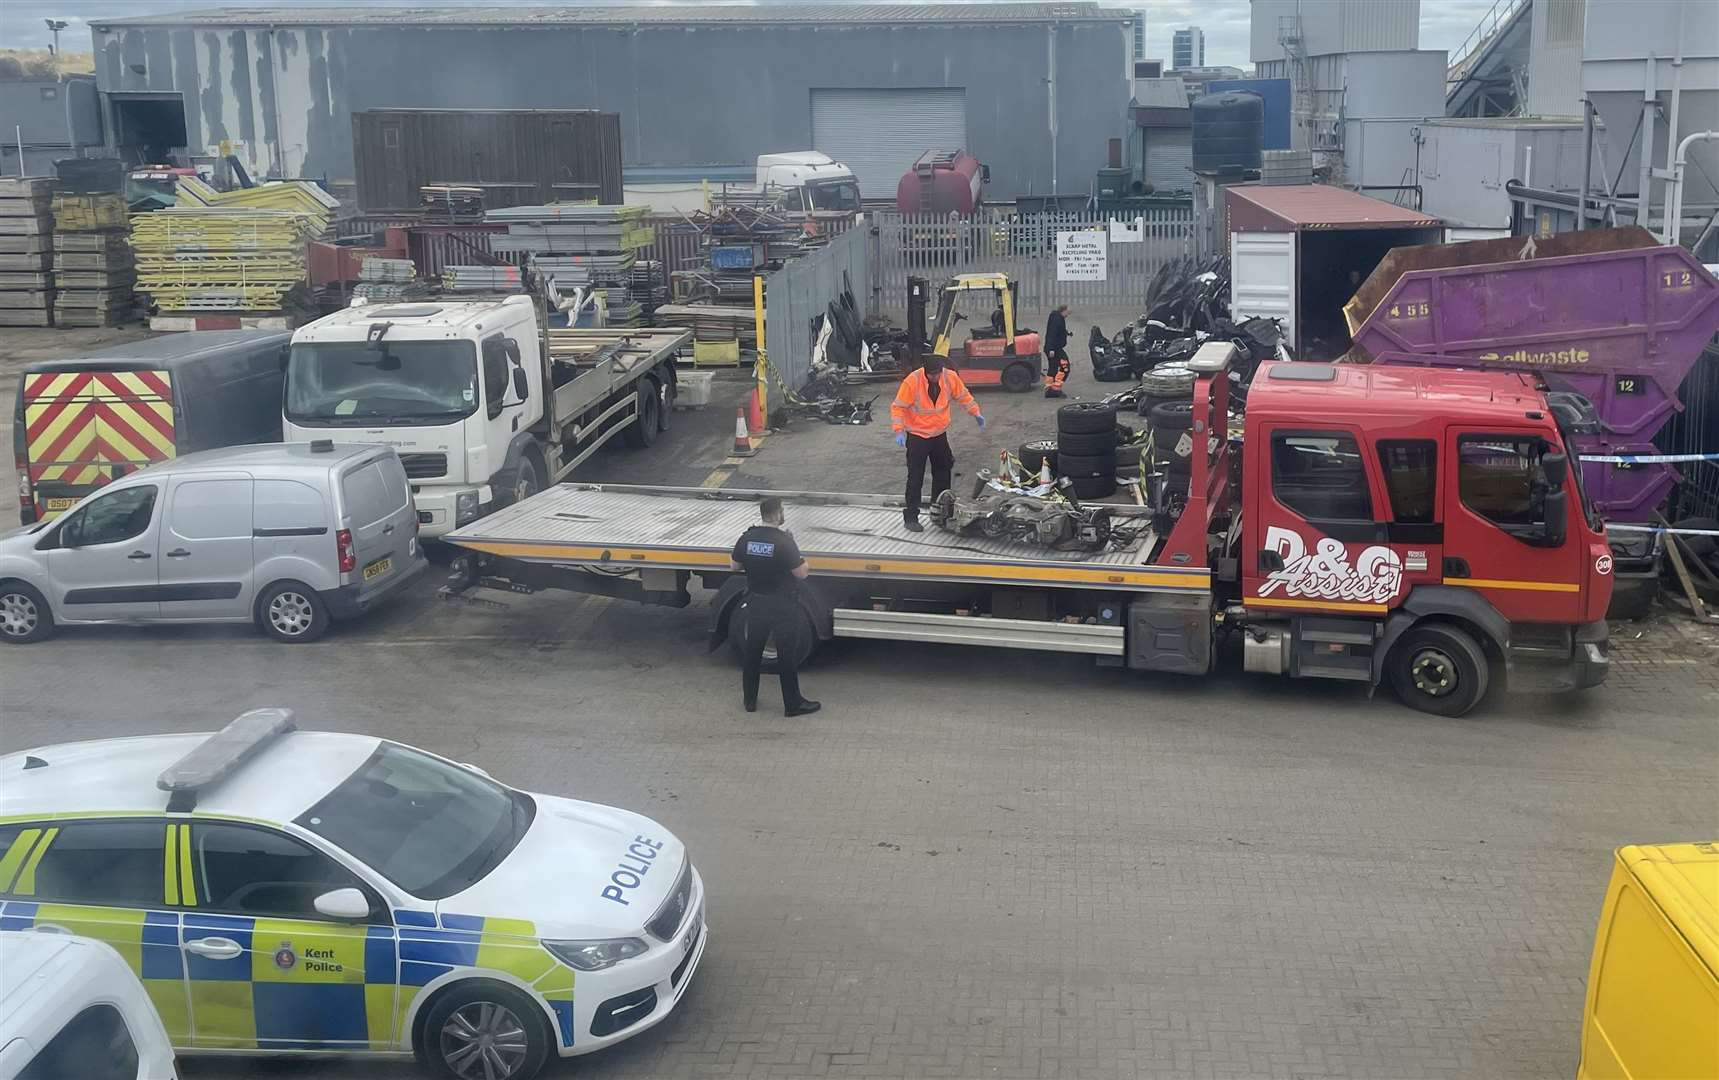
[0,0,1498,68]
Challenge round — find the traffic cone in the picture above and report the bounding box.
[731,407,756,456]
[746,386,767,436]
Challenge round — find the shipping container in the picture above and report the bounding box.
[352,109,623,213]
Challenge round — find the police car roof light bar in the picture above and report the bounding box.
[157,708,297,813]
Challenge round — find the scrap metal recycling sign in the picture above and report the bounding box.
[1056,229,1108,281]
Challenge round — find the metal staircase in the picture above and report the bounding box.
[1446,0,1534,117]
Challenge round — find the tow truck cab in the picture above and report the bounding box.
[1218,361,1611,714]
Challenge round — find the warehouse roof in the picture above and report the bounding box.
[1226,184,1441,231]
[97,3,1118,28]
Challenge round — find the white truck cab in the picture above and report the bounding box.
[284,296,691,539]
[754,152,861,212]
[284,297,543,536]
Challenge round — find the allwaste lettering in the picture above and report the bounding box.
[1476,347,1590,367]
[601,835,665,905]
[1258,526,1403,605]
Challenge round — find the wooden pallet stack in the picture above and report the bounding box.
[51,193,136,327]
[0,179,55,327]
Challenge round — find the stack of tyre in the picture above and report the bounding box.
[1054,401,1119,500]
[1139,362,1198,487]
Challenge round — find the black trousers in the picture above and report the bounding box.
[1046,346,1069,377]
[742,596,806,710]
[904,432,954,523]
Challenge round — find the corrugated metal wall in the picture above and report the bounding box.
[764,226,872,394]
[351,110,623,212]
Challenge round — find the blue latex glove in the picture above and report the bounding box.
[975,414,988,430]
[895,432,907,448]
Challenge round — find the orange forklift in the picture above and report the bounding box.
[907,273,1043,392]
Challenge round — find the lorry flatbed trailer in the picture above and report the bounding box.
[447,484,1209,594]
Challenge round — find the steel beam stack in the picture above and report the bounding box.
[0,178,55,327]
[488,204,654,326]
[50,193,136,327]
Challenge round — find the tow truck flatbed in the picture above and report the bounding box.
[446,484,1209,594]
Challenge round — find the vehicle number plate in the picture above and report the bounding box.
[46,497,77,511]
[363,557,392,581]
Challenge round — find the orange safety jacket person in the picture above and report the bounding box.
[891,367,980,438]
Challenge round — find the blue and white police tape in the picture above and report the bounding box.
[1605,523,1719,537]
[1580,452,1719,465]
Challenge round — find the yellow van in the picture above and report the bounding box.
[1578,843,1718,1079]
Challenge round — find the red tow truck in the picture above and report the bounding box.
[444,343,1611,716]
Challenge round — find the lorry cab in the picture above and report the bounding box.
[15,330,290,525]
[284,297,543,535]
[753,152,861,216]
[1238,362,1612,714]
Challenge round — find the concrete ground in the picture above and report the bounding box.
[2,317,1717,1080]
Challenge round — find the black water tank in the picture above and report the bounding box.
[1191,92,1264,176]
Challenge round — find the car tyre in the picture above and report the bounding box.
[1055,430,1116,456]
[0,581,54,644]
[419,980,552,1080]
[1056,401,1117,435]
[727,596,818,672]
[256,580,330,643]
[1387,623,1490,717]
[1147,400,1195,432]
[1068,474,1116,500]
[1056,451,1115,479]
[1018,439,1057,475]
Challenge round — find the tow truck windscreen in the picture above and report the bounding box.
[295,743,535,899]
[286,340,478,426]
[807,179,860,212]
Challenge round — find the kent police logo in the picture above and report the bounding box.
[274,945,297,970]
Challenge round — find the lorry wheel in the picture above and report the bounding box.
[1001,362,1035,393]
[0,581,54,644]
[658,378,676,431]
[500,454,541,507]
[1387,623,1489,717]
[727,598,818,673]
[625,386,660,448]
[256,581,330,643]
[418,980,551,1080]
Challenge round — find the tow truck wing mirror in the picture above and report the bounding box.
[1541,489,1568,545]
[1542,451,1568,490]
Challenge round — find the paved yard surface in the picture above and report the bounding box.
[2,316,1716,1080]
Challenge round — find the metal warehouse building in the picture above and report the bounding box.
[88,3,1132,203]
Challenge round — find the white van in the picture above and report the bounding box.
[0,441,427,643]
[0,931,178,1080]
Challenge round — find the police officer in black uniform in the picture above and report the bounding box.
[729,497,821,717]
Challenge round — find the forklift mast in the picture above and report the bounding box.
[907,276,929,364]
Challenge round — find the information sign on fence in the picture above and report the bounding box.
[1107,217,1145,243]
[1056,229,1108,281]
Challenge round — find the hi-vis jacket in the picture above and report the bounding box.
[890,367,980,438]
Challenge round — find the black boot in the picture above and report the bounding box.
[785,700,822,718]
[903,517,924,532]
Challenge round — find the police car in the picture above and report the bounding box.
[0,709,706,1079]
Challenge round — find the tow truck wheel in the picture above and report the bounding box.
[1388,623,1489,717]
[0,581,54,643]
[419,980,551,1080]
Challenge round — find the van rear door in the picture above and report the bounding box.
[21,369,176,520]
[337,454,418,593]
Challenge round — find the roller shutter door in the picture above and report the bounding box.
[1143,129,1194,193]
[811,88,968,199]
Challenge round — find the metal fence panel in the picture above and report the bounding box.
[870,208,1195,319]
[764,226,871,393]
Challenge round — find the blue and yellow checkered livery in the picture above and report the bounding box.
[0,818,578,1052]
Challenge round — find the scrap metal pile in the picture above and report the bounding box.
[928,483,1147,554]
[1089,254,1284,384]
[489,204,655,326]
[669,204,818,304]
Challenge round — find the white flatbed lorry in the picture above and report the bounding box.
[284,295,691,537]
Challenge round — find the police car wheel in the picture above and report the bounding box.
[0,581,54,643]
[256,581,330,643]
[421,982,551,1080]
[1388,623,1489,718]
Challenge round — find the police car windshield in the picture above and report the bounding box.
[295,744,533,899]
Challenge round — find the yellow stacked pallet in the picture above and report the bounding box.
[130,207,317,312]
[173,176,339,235]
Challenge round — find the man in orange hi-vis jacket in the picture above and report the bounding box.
[891,354,986,532]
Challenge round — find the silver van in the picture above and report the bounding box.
[0,441,426,643]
